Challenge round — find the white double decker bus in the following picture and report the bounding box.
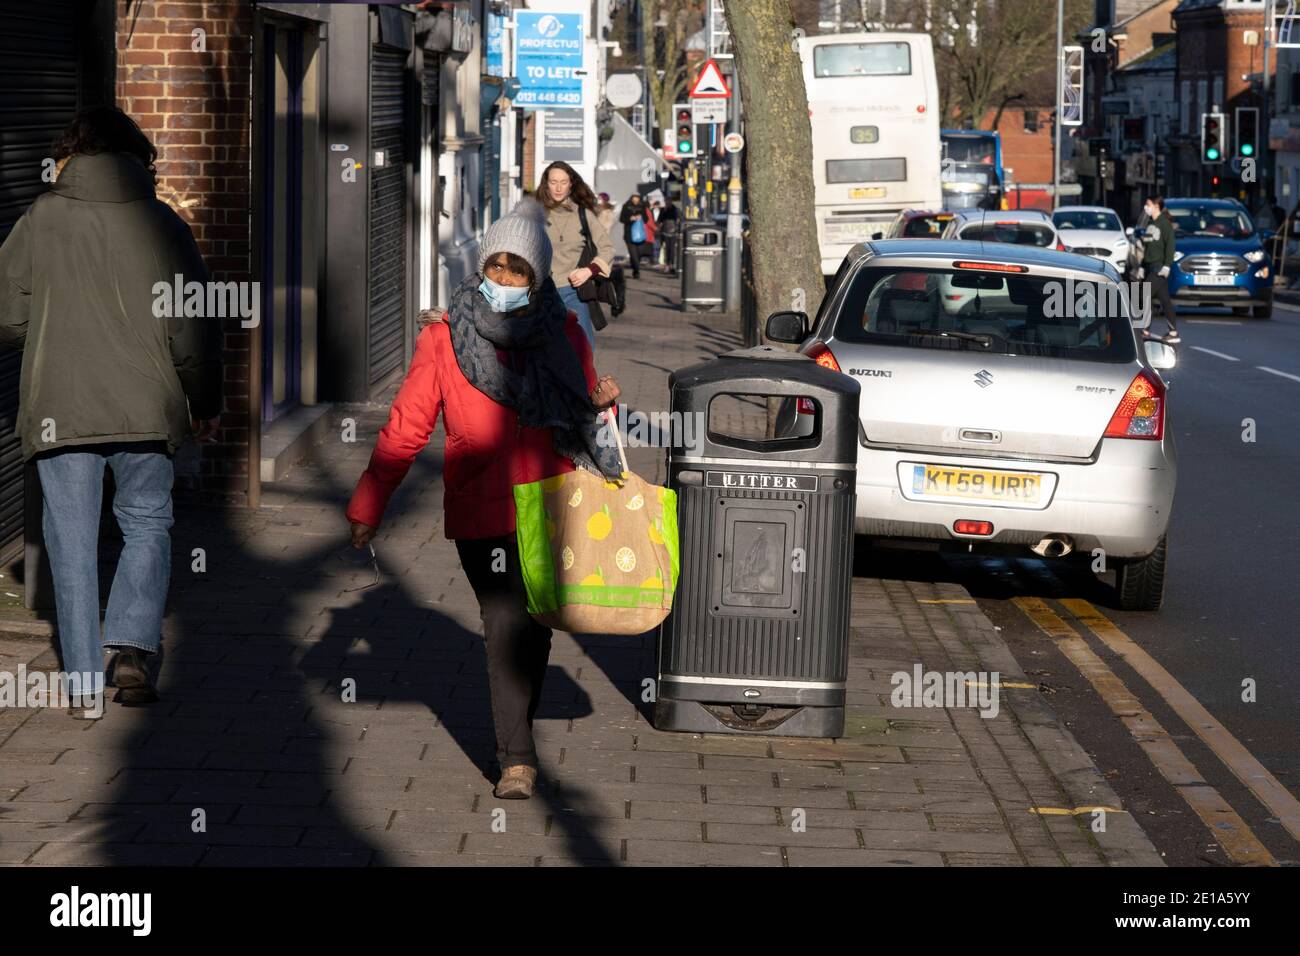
[797,32,943,275]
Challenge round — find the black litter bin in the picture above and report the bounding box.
[680,223,724,312]
[655,345,860,738]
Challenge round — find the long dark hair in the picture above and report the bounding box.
[535,161,597,211]
[51,106,157,179]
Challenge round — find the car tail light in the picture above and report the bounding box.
[795,343,840,412]
[802,340,841,372]
[1104,369,1165,440]
[954,519,994,535]
[953,260,1029,273]
[1056,240,1066,251]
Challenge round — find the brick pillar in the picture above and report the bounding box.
[116,0,253,502]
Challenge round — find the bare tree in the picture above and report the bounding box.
[640,0,707,137]
[928,0,1092,125]
[726,0,825,341]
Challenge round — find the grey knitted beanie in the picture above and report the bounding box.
[478,196,553,289]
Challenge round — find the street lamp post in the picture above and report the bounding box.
[1264,0,1274,205]
[1053,0,1063,209]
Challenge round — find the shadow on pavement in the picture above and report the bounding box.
[96,418,621,865]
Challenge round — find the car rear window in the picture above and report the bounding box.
[958,222,1055,246]
[830,266,1137,363]
[901,215,950,238]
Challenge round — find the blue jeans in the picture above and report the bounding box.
[36,442,174,692]
[557,283,596,352]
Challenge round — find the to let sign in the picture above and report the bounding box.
[513,11,585,109]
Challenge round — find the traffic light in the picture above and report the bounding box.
[673,103,695,158]
[1201,111,1226,164]
[1235,107,1259,159]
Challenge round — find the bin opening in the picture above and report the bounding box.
[700,702,804,732]
[708,393,821,450]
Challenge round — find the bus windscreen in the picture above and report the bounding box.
[943,137,996,165]
[813,42,911,77]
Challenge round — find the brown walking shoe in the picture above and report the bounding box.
[494,764,537,800]
[109,648,159,704]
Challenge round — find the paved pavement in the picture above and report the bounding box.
[0,268,1162,866]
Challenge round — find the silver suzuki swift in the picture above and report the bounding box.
[766,240,1178,610]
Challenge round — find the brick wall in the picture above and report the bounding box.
[115,0,253,501]
[1113,1,1177,69]
[987,107,1056,185]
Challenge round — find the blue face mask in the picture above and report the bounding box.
[479,275,530,313]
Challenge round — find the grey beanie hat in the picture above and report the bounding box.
[478,196,553,287]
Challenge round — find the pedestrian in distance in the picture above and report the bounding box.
[657,197,681,277]
[535,162,613,351]
[595,192,627,317]
[0,106,223,712]
[620,192,652,279]
[648,199,663,266]
[346,198,624,800]
[595,191,617,236]
[1139,196,1179,344]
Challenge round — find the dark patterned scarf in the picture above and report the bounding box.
[445,273,622,479]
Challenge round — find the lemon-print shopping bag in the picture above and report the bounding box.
[514,413,679,634]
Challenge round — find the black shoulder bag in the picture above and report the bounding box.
[575,205,619,329]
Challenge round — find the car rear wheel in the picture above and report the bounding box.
[1114,534,1167,611]
[1252,302,1272,319]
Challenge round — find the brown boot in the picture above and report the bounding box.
[494,764,537,800]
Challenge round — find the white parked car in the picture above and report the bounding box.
[768,239,1178,610]
[1051,205,1132,277]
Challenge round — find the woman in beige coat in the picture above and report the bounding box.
[536,162,613,348]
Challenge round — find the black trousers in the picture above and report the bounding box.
[626,240,646,276]
[1148,273,1177,330]
[610,264,627,313]
[455,535,553,770]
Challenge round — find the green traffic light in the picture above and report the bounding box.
[679,141,692,152]
[1242,143,1255,156]
[1207,147,1220,161]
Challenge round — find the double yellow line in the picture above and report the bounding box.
[1013,596,1300,866]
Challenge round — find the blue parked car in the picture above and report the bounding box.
[1154,199,1273,319]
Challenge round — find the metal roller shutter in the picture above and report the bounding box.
[367,46,408,390]
[0,1,82,561]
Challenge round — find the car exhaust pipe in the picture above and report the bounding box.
[1030,535,1074,558]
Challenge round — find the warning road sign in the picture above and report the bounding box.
[691,99,726,124]
[689,59,731,98]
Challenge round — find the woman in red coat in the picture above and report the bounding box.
[346,198,623,799]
